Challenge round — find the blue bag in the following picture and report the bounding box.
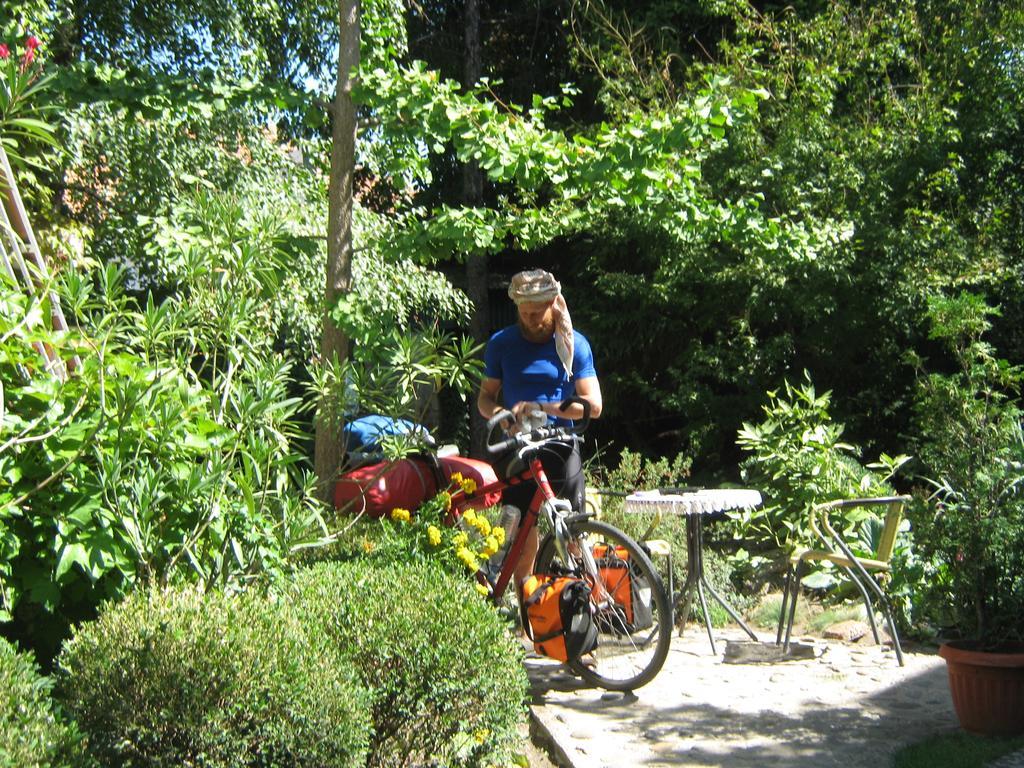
[344,415,431,452]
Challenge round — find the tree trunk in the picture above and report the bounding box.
[464,0,490,458]
[314,0,360,502]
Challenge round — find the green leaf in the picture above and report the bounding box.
[183,430,211,450]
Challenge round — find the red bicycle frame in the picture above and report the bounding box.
[447,452,561,602]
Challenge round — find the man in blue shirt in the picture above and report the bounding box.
[477,269,603,592]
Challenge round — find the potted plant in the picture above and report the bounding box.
[910,293,1024,736]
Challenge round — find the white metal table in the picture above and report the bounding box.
[625,488,763,653]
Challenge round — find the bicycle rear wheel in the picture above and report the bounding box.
[535,518,671,691]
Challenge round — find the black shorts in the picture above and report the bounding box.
[497,440,584,514]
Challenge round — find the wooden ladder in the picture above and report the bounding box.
[0,144,76,378]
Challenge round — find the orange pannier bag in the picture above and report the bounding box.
[592,544,654,632]
[520,574,597,662]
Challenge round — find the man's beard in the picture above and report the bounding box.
[518,316,554,343]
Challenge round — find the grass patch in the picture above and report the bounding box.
[748,595,872,636]
[805,602,865,634]
[749,593,811,631]
[894,732,1024,768]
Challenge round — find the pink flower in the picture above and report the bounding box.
[0,44,8,59]
[21,47,35,67]
[24,35,40,51]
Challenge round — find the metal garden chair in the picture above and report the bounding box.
[776,495,912,666]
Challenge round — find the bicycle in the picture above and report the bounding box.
[445,396,672,691]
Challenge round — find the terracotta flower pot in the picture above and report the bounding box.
[938,641,1024,736]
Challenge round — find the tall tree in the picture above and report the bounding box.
[463,0,489,457]
[556,0,1024,471]
[314,0,360,500]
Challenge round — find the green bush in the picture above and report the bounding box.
[586,446,693,502]
[55,586,371,767]
[1,263,328,664]
[736,373,909,561]
[910,293,1024,644]
[290,560,528,768]
[0,637,78,768]
[736,373,925,625]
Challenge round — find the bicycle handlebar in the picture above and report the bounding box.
[485,396,591,456]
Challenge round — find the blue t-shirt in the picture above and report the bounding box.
[483,326,597,426]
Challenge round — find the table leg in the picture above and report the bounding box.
[695,515,759,642]
[671,516,701,637]
[672,514,759,651]
[701,580,759,641]
[689,515,717,652]
[696,580,717,653]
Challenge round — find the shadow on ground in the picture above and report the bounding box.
[528,631,958,768]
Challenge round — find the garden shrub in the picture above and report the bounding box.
[0,637,78,768]
[909,293,1024,644]
[2,263,327,664]
[2,213,479,665]
[736,373,908,559]
[736,373,926,627]
[55,585,371,767]
[289,560,528,768]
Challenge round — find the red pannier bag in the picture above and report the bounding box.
[333,456,441,517]
[333,453,503,517]
[438,455,501,509]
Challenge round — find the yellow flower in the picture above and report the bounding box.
[481,536,499,557]
[463,509,477,526]
[427,525,442,547]
[438,491,452,511]
[474,517,491,537]
[456,546,479,572]
[361,538,375,553]
[449,472,465,487]
[390,507,411,523]
[473,728,491,744]
[453,531,469,547]
[492,526,506,546]
[460,477,478,495]
[474,583,490,597]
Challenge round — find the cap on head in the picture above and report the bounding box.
[508,269,561,306]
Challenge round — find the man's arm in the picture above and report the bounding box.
[477,377,504,420]
[538,375,602,421]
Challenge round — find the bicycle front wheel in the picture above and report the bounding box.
[535,518,671,691]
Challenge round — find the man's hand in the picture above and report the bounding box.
[511,400,541,421]
[511,400,545,433]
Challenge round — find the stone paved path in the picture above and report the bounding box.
[528,628,961,768]
[987,749,1024,768]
